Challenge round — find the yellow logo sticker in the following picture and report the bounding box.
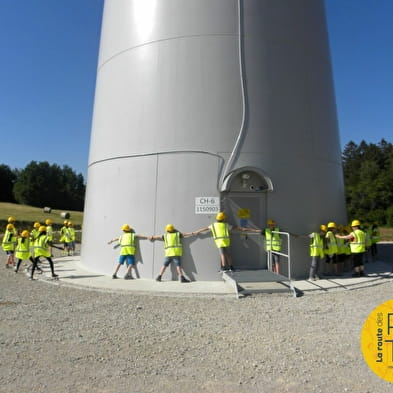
[361,299,393,383]
[237,208,250,219]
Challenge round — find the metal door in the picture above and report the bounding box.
[222,193,267,269]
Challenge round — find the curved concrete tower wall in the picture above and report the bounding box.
[81,0,346,280]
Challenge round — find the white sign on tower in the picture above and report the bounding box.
[195,197,220,214]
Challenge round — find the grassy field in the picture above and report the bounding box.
[380,227,393,241]
[0,202,83,231]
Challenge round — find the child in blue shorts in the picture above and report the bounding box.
[108,224,149,279]
[151,224,192,282]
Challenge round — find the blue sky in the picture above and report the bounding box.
[1,0,392,180]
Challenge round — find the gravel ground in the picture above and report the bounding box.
[1,262,393,393]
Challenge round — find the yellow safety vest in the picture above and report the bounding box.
[265,228,281,252]
[164,232,182,257]
[310,232,324,258]
[46,225,54,241]
[15,237,31,260]
[30,229,40,241]
[59,226,67,242]
[210,222,230,248]
[69,227,76,241]
[119,232,136,255]
[63,228,73,243]
[336,236,347,255]
[350,229,366,253]
[324,230,338,255]
[34,234,51,258]
[2,230,16,251]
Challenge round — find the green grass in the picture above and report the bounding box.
[0,202,83,231]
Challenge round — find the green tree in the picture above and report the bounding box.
[13,161,85,210]
[342,139,393,225]
[0,164,17,202]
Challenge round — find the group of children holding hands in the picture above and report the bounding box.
[108,213,375,283]
[108,211,239,282]
[107,212,286,282]
[2,213,376,283]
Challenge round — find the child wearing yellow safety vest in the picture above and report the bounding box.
[14,230,43,274]
[241,218,283,274]
[31,226,60,280]
[2,223,17,268]
[323,222,340,276]
[335,219,366,277]
[30,222,41,242]
[45,219,54,256]
[152,224,192,282]
[194,212,241,272]
[307,226,326,280]
[108,224,149,280]
[66,221,76,256]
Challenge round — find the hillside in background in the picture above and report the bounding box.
[0,202,83,232]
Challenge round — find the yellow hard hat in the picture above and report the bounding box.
[38,225,47,232]
[45,219,52,225]
[21,230,30,238]
[327,222,336,229]
[64,220,69,225]
[165,224,174,232]
[320,224,327,232]
[351,219,361,227]
[33,222,40,229]
[267,219,275,226]
[216,212,226,221]
[6,223,14,231]
[67,221,73,226]
[8,216,15,223]
[121,224,131,231]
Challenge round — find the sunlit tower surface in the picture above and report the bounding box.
[81,0,346,280]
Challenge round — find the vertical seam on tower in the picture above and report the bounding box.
[152,154,159,278]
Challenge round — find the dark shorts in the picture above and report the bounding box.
[352,252,364,268]
[6,251,14,255]
[325,254,337,264]
[163,257,181,267]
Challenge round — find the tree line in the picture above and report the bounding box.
[342,139,393,226]
[0,161,85,211]
[1,140,393,223]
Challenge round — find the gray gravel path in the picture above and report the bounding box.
[1,265,392,393]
